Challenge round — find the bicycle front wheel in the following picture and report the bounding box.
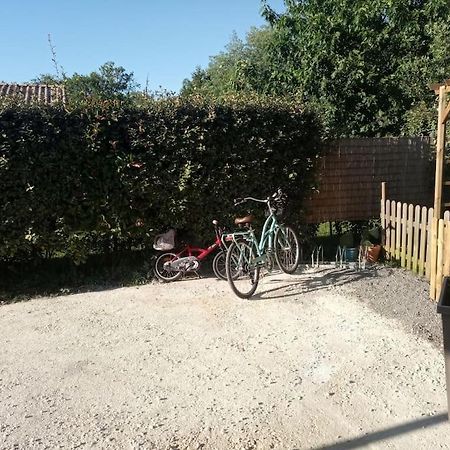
[274,225,300,274]
[225,240,260,299]
[212,250,227,280]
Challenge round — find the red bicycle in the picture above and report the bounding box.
[153,220,230,282]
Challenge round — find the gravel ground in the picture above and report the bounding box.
[1,266,449,449]
[320,265,443,349]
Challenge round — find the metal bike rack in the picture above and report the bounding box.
[335,245,346,268]
[336,245,364,270]
[311,245,324,268]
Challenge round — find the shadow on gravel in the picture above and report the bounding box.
[253,266,382,300]
[0,259,223,305]
[311,412,448,449]
[254,265,443,349]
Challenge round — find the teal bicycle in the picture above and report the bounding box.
[225,189,300,299]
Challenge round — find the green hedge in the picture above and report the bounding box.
[0,96,322,265]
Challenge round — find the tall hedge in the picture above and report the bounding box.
[0,96,321,264]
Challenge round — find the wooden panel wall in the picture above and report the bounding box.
[304,137,433,223]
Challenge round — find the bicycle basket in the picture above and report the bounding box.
[266,193,288,218]
[153,229,176,251]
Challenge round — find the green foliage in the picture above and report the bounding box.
[183,0,450,137]
[0,96,322,265]
[34,62,139,106]
[181,28,277,98]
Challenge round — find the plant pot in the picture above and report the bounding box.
[367,244,381,262]
[344,247,358,262]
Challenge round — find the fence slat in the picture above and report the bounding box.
[443,221,450,279]
[401,203,408,268]
[406,204,414,271]
[430,218,438,300]
[436,219,445,301]
[395,202,402,260]
[390,200,396,258]
[418,206,427,276]
[445,210,450,222]
[426,208,434,280]
[380,196,385,248]
[385,200,391,258]
[412,205,420,273]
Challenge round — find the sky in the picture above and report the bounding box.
[1,0,285,93]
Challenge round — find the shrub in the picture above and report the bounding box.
[0,95,322,265]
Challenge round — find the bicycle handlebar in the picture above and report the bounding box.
[234,189,285,207]
[234,196,268,206]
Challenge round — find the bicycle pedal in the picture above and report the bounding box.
[183,271,201,280]
[186,271,201,279]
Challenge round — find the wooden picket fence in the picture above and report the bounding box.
[381,198,450,301]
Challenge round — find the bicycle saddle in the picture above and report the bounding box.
[234,215,254,225]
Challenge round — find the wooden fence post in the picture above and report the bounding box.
[434,85,447,220]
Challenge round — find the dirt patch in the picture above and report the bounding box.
[0,268,449,449]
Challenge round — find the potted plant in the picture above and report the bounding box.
[361,227,382,262]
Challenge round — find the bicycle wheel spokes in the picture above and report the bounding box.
[274,226,300,274]
[212,250,227,280]
[226,240,260,299]
[154,253,183,282]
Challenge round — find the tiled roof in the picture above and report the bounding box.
[0,83,66,105]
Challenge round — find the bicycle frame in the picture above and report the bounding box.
[154,220,233,282]
[174,235,223,261]
[230,211,281,265]
[163,218,232,263]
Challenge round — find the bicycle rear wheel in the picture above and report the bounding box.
[154,252,183,282]
[225,240,260,299]
[274,225,300,274]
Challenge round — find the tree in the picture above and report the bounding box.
[182,0,450,137]
[262,0,450,136]
[181,28,276,98]
[34,62,139,105]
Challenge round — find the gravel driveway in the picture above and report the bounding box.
[1,266,449,449]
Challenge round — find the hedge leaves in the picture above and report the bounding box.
[0,96,321,264]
